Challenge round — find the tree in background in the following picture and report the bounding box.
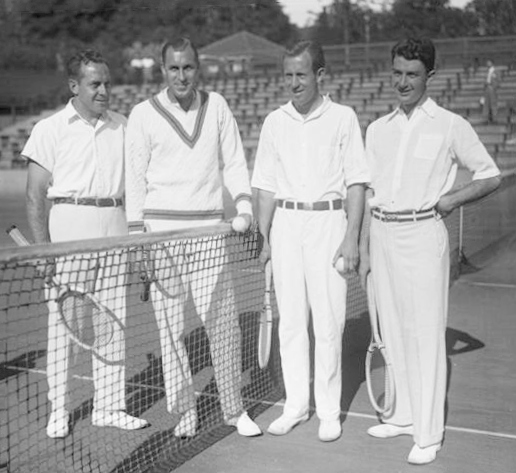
[468,0,516,36]
[0,0,297,71]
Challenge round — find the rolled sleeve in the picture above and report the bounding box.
[342,112,370,187]
[251,115,278,194]
[453,115,500,181]
[21,120,56,172]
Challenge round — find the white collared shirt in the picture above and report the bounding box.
[251,95,369,201]
[365,97,500,212]
[22,100,126,200]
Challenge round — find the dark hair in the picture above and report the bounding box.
[66,49,108,80]
[161,37,199,66]
[284,40,325,73]
[391,37,435,73]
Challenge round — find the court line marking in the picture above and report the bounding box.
[7,365,516,441]
[458,280,516,289]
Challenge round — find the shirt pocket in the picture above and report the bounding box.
[413,134,443,161]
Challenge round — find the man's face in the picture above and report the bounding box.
[283,51,323,114]
[162,46,199,105]
[69,62,111,120]
[391,55,433,115]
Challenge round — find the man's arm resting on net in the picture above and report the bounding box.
[255,188,276,264]
[333,183,366,275]
[436,175,501,217]
[26,159,52,244]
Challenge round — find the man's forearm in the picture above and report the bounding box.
[26,194,50,244]
[344,184,366,241]
[256,189,276,242]
[437,175,501,216]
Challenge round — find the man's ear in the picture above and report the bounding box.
[68,78,78,96]
[426,69,436,84]
[316,67,325,83]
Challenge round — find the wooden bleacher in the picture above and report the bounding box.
[2,63,515,173]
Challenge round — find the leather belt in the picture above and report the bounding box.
[371,208,436,222]
[277,199,343,211]
[53,197,124,207]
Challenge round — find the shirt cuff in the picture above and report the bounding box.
[236,199,253,217]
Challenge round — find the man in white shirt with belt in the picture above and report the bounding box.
[360,37,501,465]
[252,40,369,442]
[125,37,261,438]
[23,49,148,438]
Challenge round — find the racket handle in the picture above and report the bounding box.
[6,225,31,246]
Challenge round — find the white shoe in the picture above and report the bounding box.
[227,412,262,437]
[367,423,413,438]
[174,408,198,438]
[91,410,149,430]
[407,443,442,465]
[318,420,342,442]
[267,414,309,436]
[47,410,70,438]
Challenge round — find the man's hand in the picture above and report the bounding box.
[435,195,454,218]
[41,258,56,285]
[332,236,359,277]
[259,237,271,265]
[231,213,253,233]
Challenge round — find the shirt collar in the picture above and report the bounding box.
[65,99,111,125]
[280,94,332,121]
[161,87,200,111]
[386,96,437,122]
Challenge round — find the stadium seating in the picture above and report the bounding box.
[1,64,515,173]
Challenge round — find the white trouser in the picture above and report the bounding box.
[370,215,449,447]
[47,204,128,412]
[145,219,244,421]
[270,208,348,421]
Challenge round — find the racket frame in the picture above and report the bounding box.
[365,273,396,415]
[7,225,122,356]
[257,260,273,369]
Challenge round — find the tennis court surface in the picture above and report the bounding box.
[1,172,515,473]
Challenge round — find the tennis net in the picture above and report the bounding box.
[1,172,515,473]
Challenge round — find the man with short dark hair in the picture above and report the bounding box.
[125,37,261,438]
[23,49,148,438]
[360,37,501,464]
[252,40,369,442]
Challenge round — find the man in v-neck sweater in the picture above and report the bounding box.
[125,37,261,438]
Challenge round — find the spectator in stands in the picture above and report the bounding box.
[360,37,501,465]
[252,40,369,442]
[23,49,149,438]
[483,59,500,123]
[125,37,261,438]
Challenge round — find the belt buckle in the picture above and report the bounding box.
[303,202,313,211]
[384,213,397,222]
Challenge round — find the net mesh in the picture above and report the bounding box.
[1,174,516,473]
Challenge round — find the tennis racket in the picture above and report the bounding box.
[257,260,273,369]
[138,245,152,302]
[152,242,186,299]
[365,273,395,415]
[7,225,123,358]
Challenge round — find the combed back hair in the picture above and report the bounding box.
[391,37,436,73]
[66,50,107,80]
[284,40,325,73]
[161,37,199,66]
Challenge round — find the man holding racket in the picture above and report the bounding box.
[23,50,149,438]
[125,37,261,438]
[360,37,501,464]
[252,41,369,442]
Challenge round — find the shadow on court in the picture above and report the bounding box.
[172,232,516,473]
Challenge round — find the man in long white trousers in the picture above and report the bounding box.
[253,40,369,443]
[360,37,501,465]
